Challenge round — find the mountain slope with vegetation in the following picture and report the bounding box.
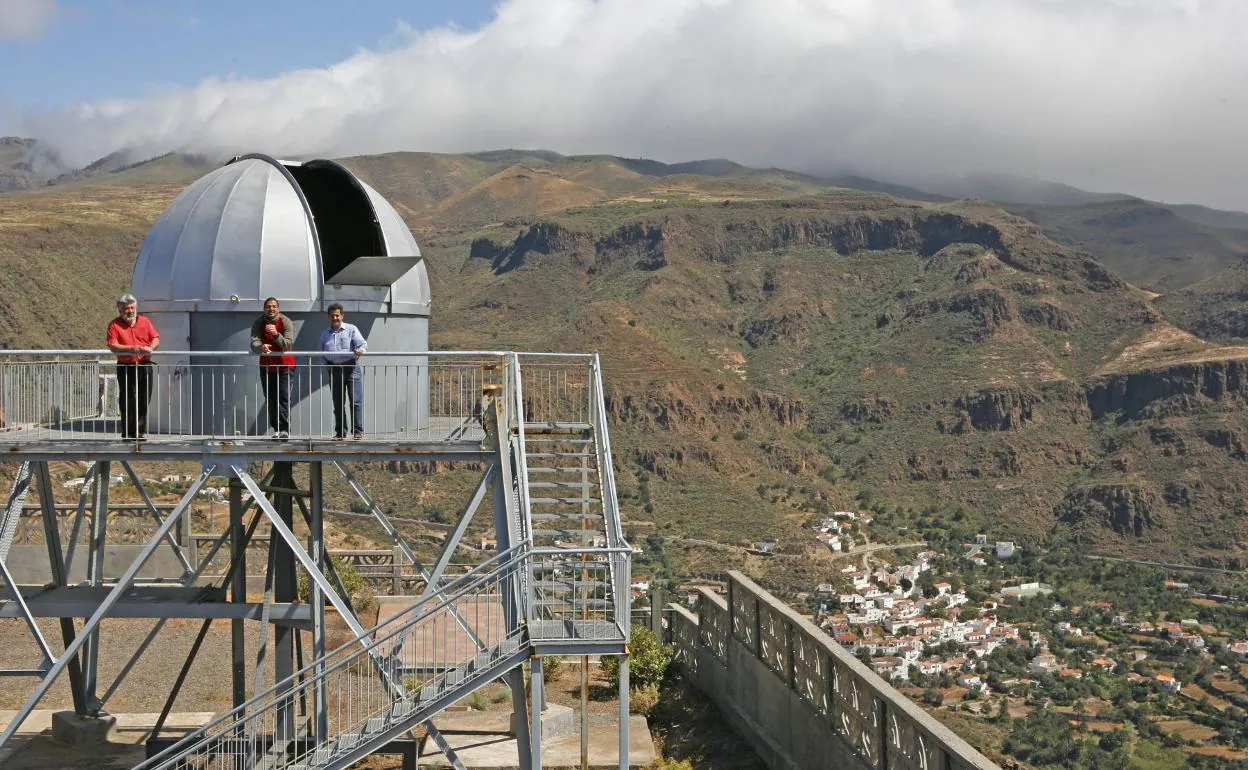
[4,148,1248,576]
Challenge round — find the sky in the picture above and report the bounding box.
[2,0,1247,210]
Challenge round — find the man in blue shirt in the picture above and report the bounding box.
[319,303,367,439]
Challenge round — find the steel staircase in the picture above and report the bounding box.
[136,548,531,770]
[0,461,33,565]
[517,357,630,646]
[131,354,630,770]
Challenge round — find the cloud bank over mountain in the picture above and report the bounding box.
[15,0,1248,209]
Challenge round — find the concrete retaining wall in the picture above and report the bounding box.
[664,571,1000,770]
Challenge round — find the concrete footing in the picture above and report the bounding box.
[425,710,655,769]
[511,702,576,739]
[50,711,118,746]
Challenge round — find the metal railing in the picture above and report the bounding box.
[138,545,530,770]
[666,573,1000,770]
[0,350,535,443]
[511,353,630,645]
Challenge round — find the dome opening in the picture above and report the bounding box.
[288,160,385,283]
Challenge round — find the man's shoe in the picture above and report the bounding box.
[353,432,364,441]
[277,431,289,440]
[333,434,346,441]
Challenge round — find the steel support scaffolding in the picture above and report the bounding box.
[0,350,632,770]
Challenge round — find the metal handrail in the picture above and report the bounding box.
[138,543,528,769]
[589,355,632,636]
[0,350,585,358]
[589,355,628,549]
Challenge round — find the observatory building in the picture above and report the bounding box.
[131,153,430,435]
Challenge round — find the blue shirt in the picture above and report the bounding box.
[320,322,367,364]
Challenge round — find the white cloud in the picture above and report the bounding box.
[0,0,59,41]
[17,0,1248,209]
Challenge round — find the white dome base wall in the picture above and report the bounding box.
[144,312,429,437]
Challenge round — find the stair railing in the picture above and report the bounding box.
[588,354,632,638]
[137,544,529,770]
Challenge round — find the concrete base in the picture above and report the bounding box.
[423,712,655,769]
[51,711,118,746]
[511,703,576,739]
[0,710,215,769]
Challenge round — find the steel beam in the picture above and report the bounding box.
[618,653,630,770]
[229,478,247,709]
[420,464,495,599]
[332,460,424,569]
[0,465,215,750]
[531,656,544,770]
[119,460,194,579]
[488,392,533,770]
[232,466,371,646]
[82,459,110,714]
[0,557,53,668]
[270,462,297,741]
[33,461,86,714]
[309,461,327,741]
[62,462,96,576]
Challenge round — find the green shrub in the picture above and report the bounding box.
[298,555,377,614]
[630,683,661,714]
[541,655,564,679]
[601,626,672,690]
[645,758,693,770]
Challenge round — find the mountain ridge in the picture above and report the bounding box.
[5,146,1248,574]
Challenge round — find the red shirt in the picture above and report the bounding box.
[258,316,295,371]
[107,315,159,363]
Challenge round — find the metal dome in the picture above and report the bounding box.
[132,154,429,314]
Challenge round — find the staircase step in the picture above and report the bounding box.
[524,422,593,432]
[532,579,609,590]
[535,598,613,609]
[420,680,445,703]
[522,437,593,444]
[530,512,604,521]
[526,480,597,489]
[533,559,612,569]
[532,529,605,538]
[529,496,601,505]
[526,466,599,474]
[390,699,417,721]
[524,449,596,456]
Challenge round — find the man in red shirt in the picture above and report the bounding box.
[106,293,159,440]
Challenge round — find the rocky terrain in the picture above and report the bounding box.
[5,144,1248,570]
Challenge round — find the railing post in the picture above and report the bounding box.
[785,619,796,689]
[753,595,762,660]
[392,544,403,595]
[726,578,735,646]
[877,696,888,770]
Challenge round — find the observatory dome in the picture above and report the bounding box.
[133,154,429,314]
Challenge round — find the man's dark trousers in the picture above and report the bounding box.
[117,362,152,438]
[327,364,362,437]
[261,368,292,433]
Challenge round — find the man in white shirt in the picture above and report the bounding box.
[319,304,367,439]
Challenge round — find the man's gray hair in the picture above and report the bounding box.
[117,293,137,305]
